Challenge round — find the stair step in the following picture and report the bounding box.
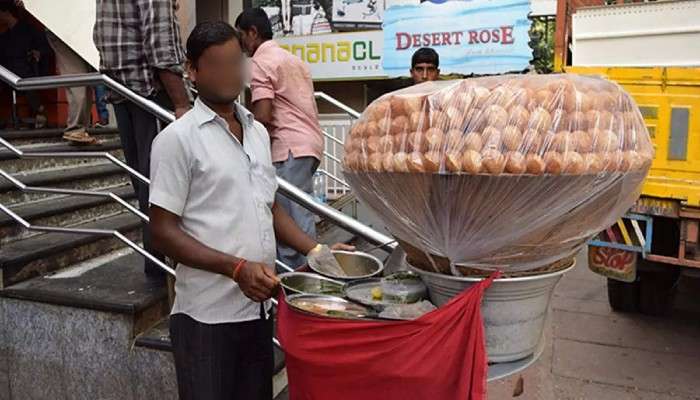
[135,316,287,376]
[0,251,172,399]
[0,162,129,206]
[0,251,167,327]
[0,211,142,288]
[0,127,120,146]
[0,138,124,174]
[0,184,136,245]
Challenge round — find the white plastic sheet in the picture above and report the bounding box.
[343,74,653,273]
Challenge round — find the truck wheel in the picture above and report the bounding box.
[636,259,680,316]
[607,278,639,312]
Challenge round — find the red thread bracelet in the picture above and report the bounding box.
[232,259,247,282]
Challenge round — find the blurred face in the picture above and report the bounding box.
[188,38,245,105]
[411,62,439,84]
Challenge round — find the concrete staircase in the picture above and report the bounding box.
[0,127,170,400]
[0,127,140,288]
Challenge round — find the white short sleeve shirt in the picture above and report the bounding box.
[150,98,278,324]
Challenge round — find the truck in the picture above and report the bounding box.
[554,0,700,315]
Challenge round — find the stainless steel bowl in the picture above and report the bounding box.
[407,259,575,363]
[279,272,345,297]
[309,250,384,280]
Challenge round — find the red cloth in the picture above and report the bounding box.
[277,272,499,400]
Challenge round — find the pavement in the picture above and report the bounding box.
[276,250,700,400]
[488,251,700,400]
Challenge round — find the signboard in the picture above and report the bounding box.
[277,31,387,80]
[255,0,383,38]
[332,0,385,25]
[261,0,532,80]
[382,0,532,76]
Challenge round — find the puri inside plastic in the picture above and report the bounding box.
[342,74,653,274]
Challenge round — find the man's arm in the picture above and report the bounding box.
[272,201,317,256]
[252,99,274,130]
[250,60,275,130]
[151,206,278,301]
[150,206,239,277]
[157,69,190,118]
[138,0,190,118]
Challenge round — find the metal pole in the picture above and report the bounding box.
[277,178,396,252]
[314,92,362,119]
[0,66,395,254]
[11,89,18,127]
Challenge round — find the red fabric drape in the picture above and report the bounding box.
[277,272,499,400]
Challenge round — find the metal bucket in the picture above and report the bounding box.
[407,260,574,363]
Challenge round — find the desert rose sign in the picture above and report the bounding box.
[382,0,532,77]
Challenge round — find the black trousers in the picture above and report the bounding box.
[169,312,274,400]
[113,93,171,278]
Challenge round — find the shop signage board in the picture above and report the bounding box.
[265,0,532,80]
[277,31,388,80]
[382,0,532,76]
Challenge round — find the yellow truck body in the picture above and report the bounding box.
[566,66,700,208]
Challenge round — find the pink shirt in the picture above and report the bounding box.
[250,40,324,163]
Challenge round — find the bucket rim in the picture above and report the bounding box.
[406,259,576,283]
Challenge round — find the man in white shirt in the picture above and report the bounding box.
[149,21,351,400]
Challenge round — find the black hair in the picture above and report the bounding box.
[235,8,273,41]
[411,47,439,69]
[0,1,19,16]
[186,21,241,66]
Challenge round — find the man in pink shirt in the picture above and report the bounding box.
[236,8,324,270]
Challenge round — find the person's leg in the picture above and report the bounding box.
[231,313,274,400]
[274,152,319,270]
[113,102,163,277]
[125,100,168,278]
[170,314,238,400]
[94,85,110,125]
[48,33,97,142]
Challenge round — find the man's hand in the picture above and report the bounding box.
[308,244,350,277]
[331,243,356,252]
[236,262,280,302]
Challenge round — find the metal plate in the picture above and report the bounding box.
[587,245,637,282]
[487,335,545,382]
[344,273,428,308]
[279,272,345,297]
[286,294,377,319]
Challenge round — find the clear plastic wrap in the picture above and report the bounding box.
[342,74,653,274]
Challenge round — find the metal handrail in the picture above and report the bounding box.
[0,66,393,248]
[0,202,175,275]
[0,168,148,222]
[315,92,362,119]
[0,65,394,362]
[318,167,350,189]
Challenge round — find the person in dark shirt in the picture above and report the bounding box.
[0,1,51,128]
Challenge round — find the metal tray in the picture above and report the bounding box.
[286,294,377,320]
[343,272,428,309]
